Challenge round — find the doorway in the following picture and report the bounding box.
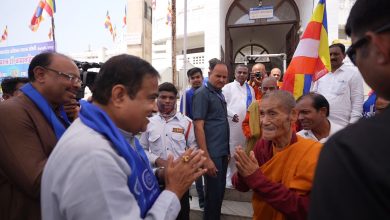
[225,0,300,77]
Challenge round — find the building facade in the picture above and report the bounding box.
[152,0,355,82]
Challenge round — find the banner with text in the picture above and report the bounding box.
[0,41,55,78]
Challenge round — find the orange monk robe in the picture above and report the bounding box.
[250,81,263,100]
[232,134,322,220]
[277,81,283,89]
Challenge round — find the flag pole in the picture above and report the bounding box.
[171,0,177,87]
[182,0,188,115]
[51,16,56,51]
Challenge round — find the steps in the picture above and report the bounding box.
[189,185,253,220]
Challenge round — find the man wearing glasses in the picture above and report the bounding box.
[309,0,390,219]
[0,52,81,220]
[312,43,364,128]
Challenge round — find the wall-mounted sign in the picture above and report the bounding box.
[249,6,274,19]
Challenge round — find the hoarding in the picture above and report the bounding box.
[0,41,55,78]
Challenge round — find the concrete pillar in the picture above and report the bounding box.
[204,0,222,63]
[126,0,153,62]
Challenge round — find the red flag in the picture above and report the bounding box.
[44,0,56,17]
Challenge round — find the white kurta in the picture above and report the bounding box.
[312,63,364,128]
[222,80,255,186]
[41,119,181,220]
[297,120,343,143]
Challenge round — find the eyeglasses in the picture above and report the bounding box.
[42,66,82,84]
[346,23,390,65]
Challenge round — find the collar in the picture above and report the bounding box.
[206,81,221,93]
[331,63,347,73]
[234,80,246,87]
[157,111,181,121]
[269,132,298,149]
[118,128,135,146]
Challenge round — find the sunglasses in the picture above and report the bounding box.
[346,23,390,65]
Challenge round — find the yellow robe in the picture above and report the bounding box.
[252,136,322,220]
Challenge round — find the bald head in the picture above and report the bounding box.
[252,63,266,74]
[270,68,282,81]
[261,77,278,94]
[262,90,296,113]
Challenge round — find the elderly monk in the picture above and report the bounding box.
[232,90,322,220]
[242,77,278,153]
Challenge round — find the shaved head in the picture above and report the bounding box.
[262,90,296,113]
[252,63,266,73]
[261,77,277,88]
[261,77,278,94]
[270,68,282,81]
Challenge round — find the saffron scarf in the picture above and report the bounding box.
[245,100,261,154]
[78,100,160,218]
[20,83,70,139]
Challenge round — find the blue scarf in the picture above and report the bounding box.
[20,83,70,139]
[78,100,160,218]
[245,83,253,109]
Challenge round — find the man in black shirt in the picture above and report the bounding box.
[309,0,390,219]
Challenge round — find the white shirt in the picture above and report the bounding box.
[41,119,180,220]
[312,63,364,127]
[140,112,197,165]
[297,120,343,143]
[222,80,255,151]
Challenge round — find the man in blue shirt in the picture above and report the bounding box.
[193,59,229,220]
[180,67,205,209]
[180,67,203,119]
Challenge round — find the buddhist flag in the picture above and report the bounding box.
[30,0,46,32]
[166,0,172,26]
[123,6,127,27]
[0,26,8,42]
[104,11,115,41]
[44,0,56,17]
[281,0,331,99]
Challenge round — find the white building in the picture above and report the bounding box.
[68,0,356,84]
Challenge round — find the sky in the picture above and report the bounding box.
[0,0,126,54]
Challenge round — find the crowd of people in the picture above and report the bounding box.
[0,0,389,219]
